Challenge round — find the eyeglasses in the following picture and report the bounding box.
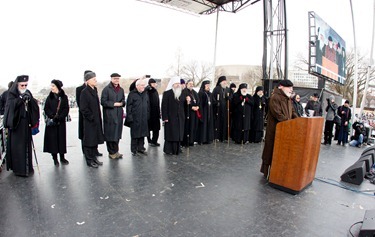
[19,84,28,87]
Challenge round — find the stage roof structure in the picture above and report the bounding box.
[139,0,258,15]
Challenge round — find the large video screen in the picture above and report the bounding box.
[309,12,346,85]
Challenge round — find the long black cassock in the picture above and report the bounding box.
[162,89,185,155]
[3,85,39,176]
[212,85,231,142]
[250,89,266,143]
[196,82,214,144]
[231,92,254,144]
[181,87,200,146]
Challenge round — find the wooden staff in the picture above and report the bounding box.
[227,92,230,144]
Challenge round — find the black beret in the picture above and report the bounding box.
[148,78,156,84]
[313,93,319,98]
[328,36,333,41]
[111,73,121,78]
[51,79,63,91]
[238,83,247,90]
[84,72,96,81]
[278,79,293,87]
[345,100,350,104]
[180,79,185,84]
[230,83,236,88]
[16,75,29,82]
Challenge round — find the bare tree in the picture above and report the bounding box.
[241,66,263,94]
[167,48,184,77]
[328,49,375,106]
[181,60,213,87]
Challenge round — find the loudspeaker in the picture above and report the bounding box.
[358,153,375,172]
[362,146,375,156]
[341,161,366,185]
[359,210,375,237]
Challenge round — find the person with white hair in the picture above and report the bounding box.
[161,77,186,155]
[126,79,149,156]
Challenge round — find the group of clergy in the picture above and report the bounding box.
[162,76,267,155]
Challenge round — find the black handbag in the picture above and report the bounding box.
[45,98,61,127]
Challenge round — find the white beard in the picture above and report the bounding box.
[282,90,292,98]
[173,87,182,100]
[19,89,27,94]
[241,92,247,96]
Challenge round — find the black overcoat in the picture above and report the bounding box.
[161,89,185,142]
[43,91,69,154]
[101,83,125,141]
[147,87,161,131]
[80,86,104,147]
[126,90,149,138]
[76,83,86,140]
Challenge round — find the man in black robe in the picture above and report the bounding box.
[181,79,200,147]
[231,83,254,144]
[101,73,125,159]
[126,79,149,156]
[80,72,105,168]
[196,80,214,144]
[212,76,231,142]
[250,86,266,143]
[147,78,161,147]
[162,77,185,155]
[3,75,40,176]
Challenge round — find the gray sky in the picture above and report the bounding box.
[0,0,373,89]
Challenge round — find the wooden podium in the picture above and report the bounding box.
[269,117,324,194]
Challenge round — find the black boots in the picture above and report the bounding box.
[52,154,69,166]
[52,154,59,166]
[60,154,69,165]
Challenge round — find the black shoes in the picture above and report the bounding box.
[93,159,103,166]
[60,158,69,165]
[96,152,103,157]
[87,162,99,168]
[138,150,147,155]
[149,142,160,147]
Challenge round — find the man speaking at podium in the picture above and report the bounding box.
[260,80,298,179]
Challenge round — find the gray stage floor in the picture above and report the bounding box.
[1,115,375,237]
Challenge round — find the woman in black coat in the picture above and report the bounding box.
[43,80,70,166]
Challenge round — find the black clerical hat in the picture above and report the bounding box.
[16,75,29,82]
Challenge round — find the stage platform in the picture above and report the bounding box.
[1,117,374,237]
